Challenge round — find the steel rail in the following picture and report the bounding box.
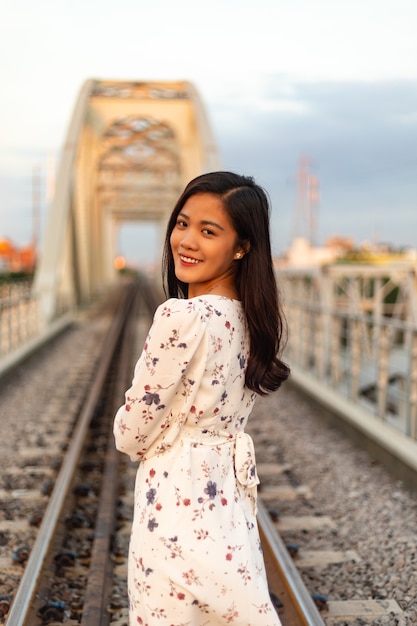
[257,498,325,626]
[81,289,139,625]
[6,284,136,626]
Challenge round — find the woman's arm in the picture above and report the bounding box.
[113,300,207,461]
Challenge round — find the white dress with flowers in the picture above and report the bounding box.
[114,295,281,626]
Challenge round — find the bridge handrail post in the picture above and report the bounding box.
[330,313,342,387]
[349,316,361,402]
[376,324,389,420]
[407,331,417,438]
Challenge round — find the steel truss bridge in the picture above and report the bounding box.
[1,78,417,485]
[34,79,220,324]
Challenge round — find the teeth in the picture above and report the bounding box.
[180,255,200,264]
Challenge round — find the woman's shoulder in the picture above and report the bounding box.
[155,297,200,316]
[145,298,208,353]
[153,298,205,329]
[154,295,242,324]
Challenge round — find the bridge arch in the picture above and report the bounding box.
[34,79,220,324]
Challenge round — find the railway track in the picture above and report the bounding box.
[3,281,139,625]
[0,278,407,625]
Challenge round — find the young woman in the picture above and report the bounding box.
[114,171,290,625]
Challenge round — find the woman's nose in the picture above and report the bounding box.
[180,230,198,249]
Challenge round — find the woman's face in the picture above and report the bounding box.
[170,192,243,298]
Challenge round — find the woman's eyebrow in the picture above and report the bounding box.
[200,220,224,231]
[178,211,224,231]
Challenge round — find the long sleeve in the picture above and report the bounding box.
[113,299,208,462]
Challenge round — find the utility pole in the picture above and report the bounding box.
[32,165,42,254]
[293,155,319,246]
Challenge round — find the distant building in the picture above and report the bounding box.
[277,237,343,268]
[276,236,417,269]
[0,238,36,273]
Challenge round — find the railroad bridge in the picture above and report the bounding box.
[1,78,417,489]
[34,79,220,324]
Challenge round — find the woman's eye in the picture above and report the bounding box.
[203,228,214,235]
[176,220,187,228]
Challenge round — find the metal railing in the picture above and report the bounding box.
[279,266,417,440]
[0,280,74,363]
[0,281,40,358]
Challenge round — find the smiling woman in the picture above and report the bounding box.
[169,192,246,299]
[114,171,290,625]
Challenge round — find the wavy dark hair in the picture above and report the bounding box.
[162,171,290,394]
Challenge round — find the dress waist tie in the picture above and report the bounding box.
[234,431,260,516]
[181,426,260,516]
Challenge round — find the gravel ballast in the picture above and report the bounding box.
[250,384,417,625]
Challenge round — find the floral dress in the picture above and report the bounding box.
[114,295,282,626]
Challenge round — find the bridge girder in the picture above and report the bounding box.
[34,79,220,324]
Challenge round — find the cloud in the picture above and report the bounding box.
[209,78,417,249]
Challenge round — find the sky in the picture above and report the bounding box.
[1,0,416,266]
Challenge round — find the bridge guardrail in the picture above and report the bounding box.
[0,282,74,376]
[279,266,417,441]
[0,281,39,359]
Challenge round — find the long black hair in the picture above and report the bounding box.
[162,171,290,394]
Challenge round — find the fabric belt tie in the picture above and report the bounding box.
[181,426,259,516]
[234,431,260,516]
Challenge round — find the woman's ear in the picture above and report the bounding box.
[242,240,251,255]
[234,240,250,260]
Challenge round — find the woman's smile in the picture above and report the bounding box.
[179,254,202,265]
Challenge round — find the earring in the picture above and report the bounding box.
[235,252,242,259]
